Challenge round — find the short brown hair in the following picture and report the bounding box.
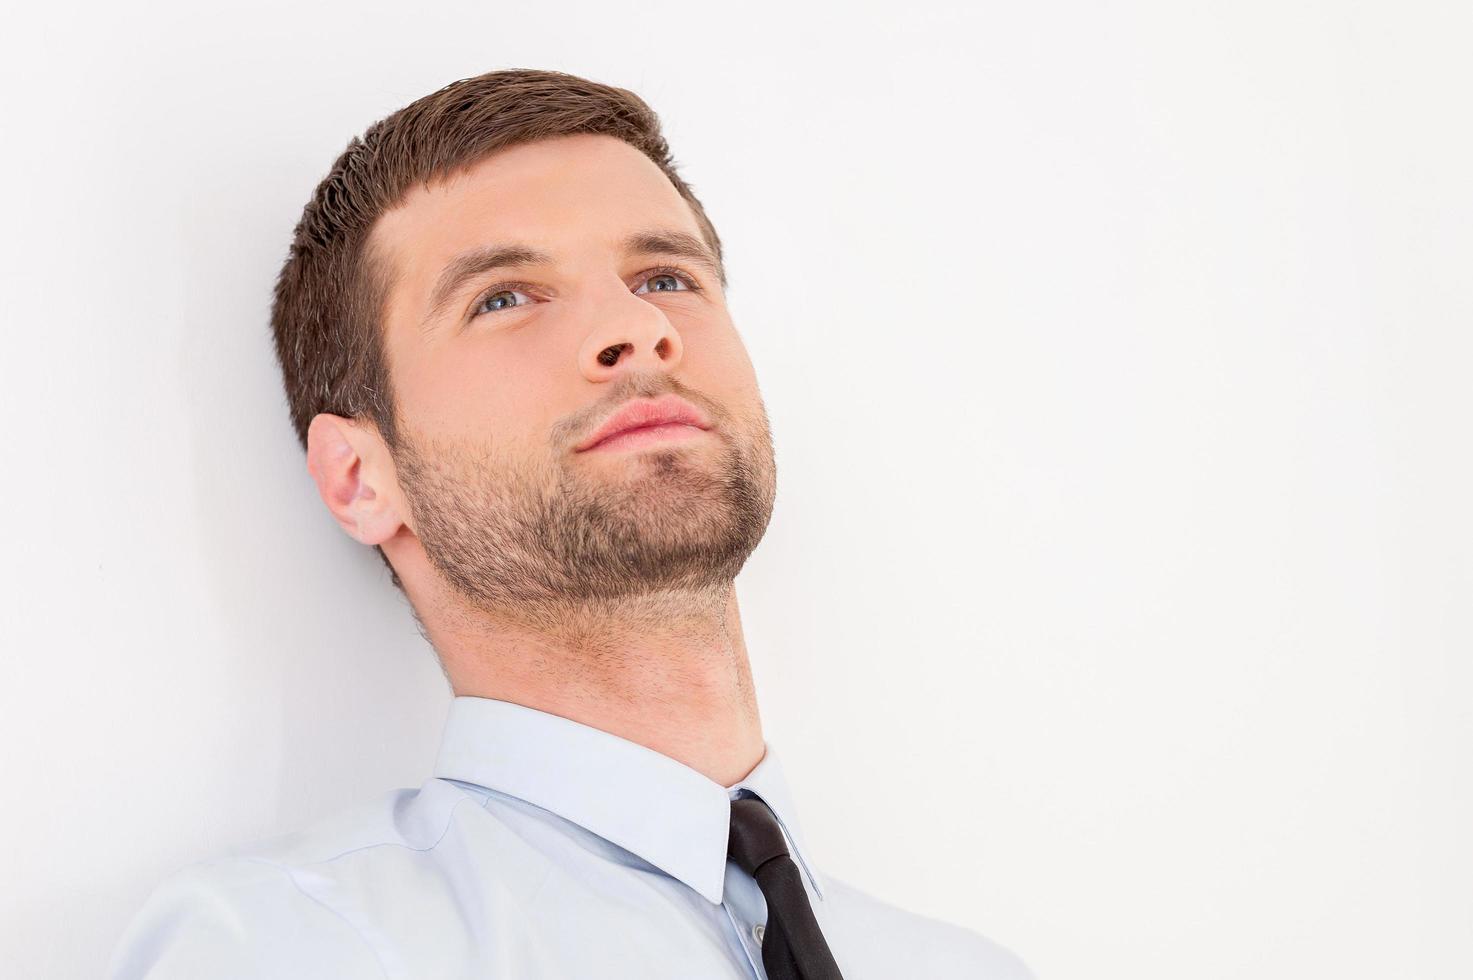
[269,68,728,591]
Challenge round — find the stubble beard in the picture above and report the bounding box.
[390,405,777,624]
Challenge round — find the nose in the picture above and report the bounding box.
[577,285,684,382]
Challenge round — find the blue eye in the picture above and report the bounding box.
[468,266,703,320]
[636,271,694,294]
[472,287,533,318]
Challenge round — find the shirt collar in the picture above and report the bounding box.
[430,695,825,906]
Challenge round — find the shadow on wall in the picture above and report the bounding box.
[174,160,451,839]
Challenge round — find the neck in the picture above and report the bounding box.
[417,578,765,788]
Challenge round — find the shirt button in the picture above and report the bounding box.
[752,923,765,946]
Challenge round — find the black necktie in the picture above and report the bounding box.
[727,795,845,980]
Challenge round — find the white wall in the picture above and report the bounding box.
[2,2,1468,977]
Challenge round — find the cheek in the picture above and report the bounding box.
[677,311,752,373]
[398,340,543,440]
[677,330,764,431]
[695,329,759,397]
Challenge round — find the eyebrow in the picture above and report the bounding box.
[421,229,722,330]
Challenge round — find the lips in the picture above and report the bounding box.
[575,394,712,452]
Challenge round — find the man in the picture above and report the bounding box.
[107,68,1034,979]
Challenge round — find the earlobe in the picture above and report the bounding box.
[305,413,405,546]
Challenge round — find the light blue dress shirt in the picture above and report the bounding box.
[108,696,1034,979]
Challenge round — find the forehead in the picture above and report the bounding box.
[369,133,702,306]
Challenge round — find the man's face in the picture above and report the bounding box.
[366,133,777,613]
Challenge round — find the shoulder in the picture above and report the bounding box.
[105,856,386,979]
[220,778,485,868]
[819,872,1037,980]
[106,779,485,980]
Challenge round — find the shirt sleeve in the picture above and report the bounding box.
[105,858,387,980]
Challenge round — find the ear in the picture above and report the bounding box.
[305,413,408,546]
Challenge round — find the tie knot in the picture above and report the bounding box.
[727,795,792,877]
